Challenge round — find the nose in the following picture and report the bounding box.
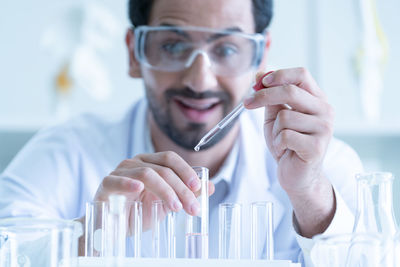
[184,50,211,69]
[181,50,218,92]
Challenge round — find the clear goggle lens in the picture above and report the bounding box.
[134,26,266,77]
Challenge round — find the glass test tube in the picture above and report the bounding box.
[85,198,142,258]
[126,201,142,258]
[219,203,242,259]
[106,194,127,257]
[85,201,108,257]
[185,166,209,259]
[166,211,176,258]
[250,201,274,260]
[152,200,176,258]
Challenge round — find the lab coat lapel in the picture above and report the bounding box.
[129,100,154,158]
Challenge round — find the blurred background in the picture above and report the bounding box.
[1,0,399,219]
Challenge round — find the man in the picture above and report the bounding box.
[0,0,362,265]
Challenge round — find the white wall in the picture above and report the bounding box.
[2,0,398,131]
[0,0,144,129]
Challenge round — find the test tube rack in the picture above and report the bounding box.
[77,257,301,267]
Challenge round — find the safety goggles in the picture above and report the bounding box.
[134,25,267,77]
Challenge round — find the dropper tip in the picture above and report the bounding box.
[194,145,200,152]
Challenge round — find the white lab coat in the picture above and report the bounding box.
[0,98,363,266]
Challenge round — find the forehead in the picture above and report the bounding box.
[148,0,255,33]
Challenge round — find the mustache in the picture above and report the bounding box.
[165,87,231,102]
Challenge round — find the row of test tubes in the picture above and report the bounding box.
[84,167,274,260]
[152,201,274,260]
[220,202,274,260]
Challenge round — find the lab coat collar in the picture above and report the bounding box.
[209,137,238,186]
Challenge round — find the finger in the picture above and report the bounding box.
[260,67,325,99]
[152,164,215,200]
[245,84,327,116]
[253,71,274,91]
[273,129,327,163]
[208,181,215,196]
[139,152,201,192]
[193,181,215,198]
[128,167,186,213]
[144,163,200,216]
[255,71,266,82]
[95,175,144,201]
[271,109,333,139]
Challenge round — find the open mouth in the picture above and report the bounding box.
[173,96,222,122]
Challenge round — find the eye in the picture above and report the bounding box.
[161,41,189,55]
[214,44,238,57]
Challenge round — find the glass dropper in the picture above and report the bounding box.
[194,102,244,151]
[194,71,274,151]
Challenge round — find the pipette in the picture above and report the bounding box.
[194,71,273,151]
[194,102,245,151]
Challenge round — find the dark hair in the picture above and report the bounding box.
[128,0,273,33]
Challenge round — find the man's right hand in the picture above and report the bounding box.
[93,151,214,231]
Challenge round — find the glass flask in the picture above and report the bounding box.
[394,232,400,265]
[352,172,399,266]
[0,218,82,267]
[353,172,398,236]
[311,233,383,267]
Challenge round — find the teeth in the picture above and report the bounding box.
[184,102,214,110]
[177,99,219,110]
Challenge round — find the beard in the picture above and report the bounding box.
[146,86,239,151]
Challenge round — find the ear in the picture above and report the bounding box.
[125,29,142,78]
[257,31,271,72]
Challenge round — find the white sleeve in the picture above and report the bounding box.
[322,137,364,212]
[293,137,364,266]
[293,188,354,266]
[0,126,82,219]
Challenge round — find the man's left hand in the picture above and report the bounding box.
[244,67,336,237]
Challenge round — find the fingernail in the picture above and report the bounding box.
[190,201,200,216]
[172,198,183,211]
[131,181,143,191]
[253,71,274,91]
[262,72,274,85]
[244,95,255,105]
[253,77,264,91]
[188,178,200,191]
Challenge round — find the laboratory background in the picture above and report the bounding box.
[1,0,399,221]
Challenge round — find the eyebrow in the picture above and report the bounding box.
[160,23,191,39]
[207,27,243,42]
[159,23,244,42]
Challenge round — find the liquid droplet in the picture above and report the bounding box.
[194,146,200,152]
